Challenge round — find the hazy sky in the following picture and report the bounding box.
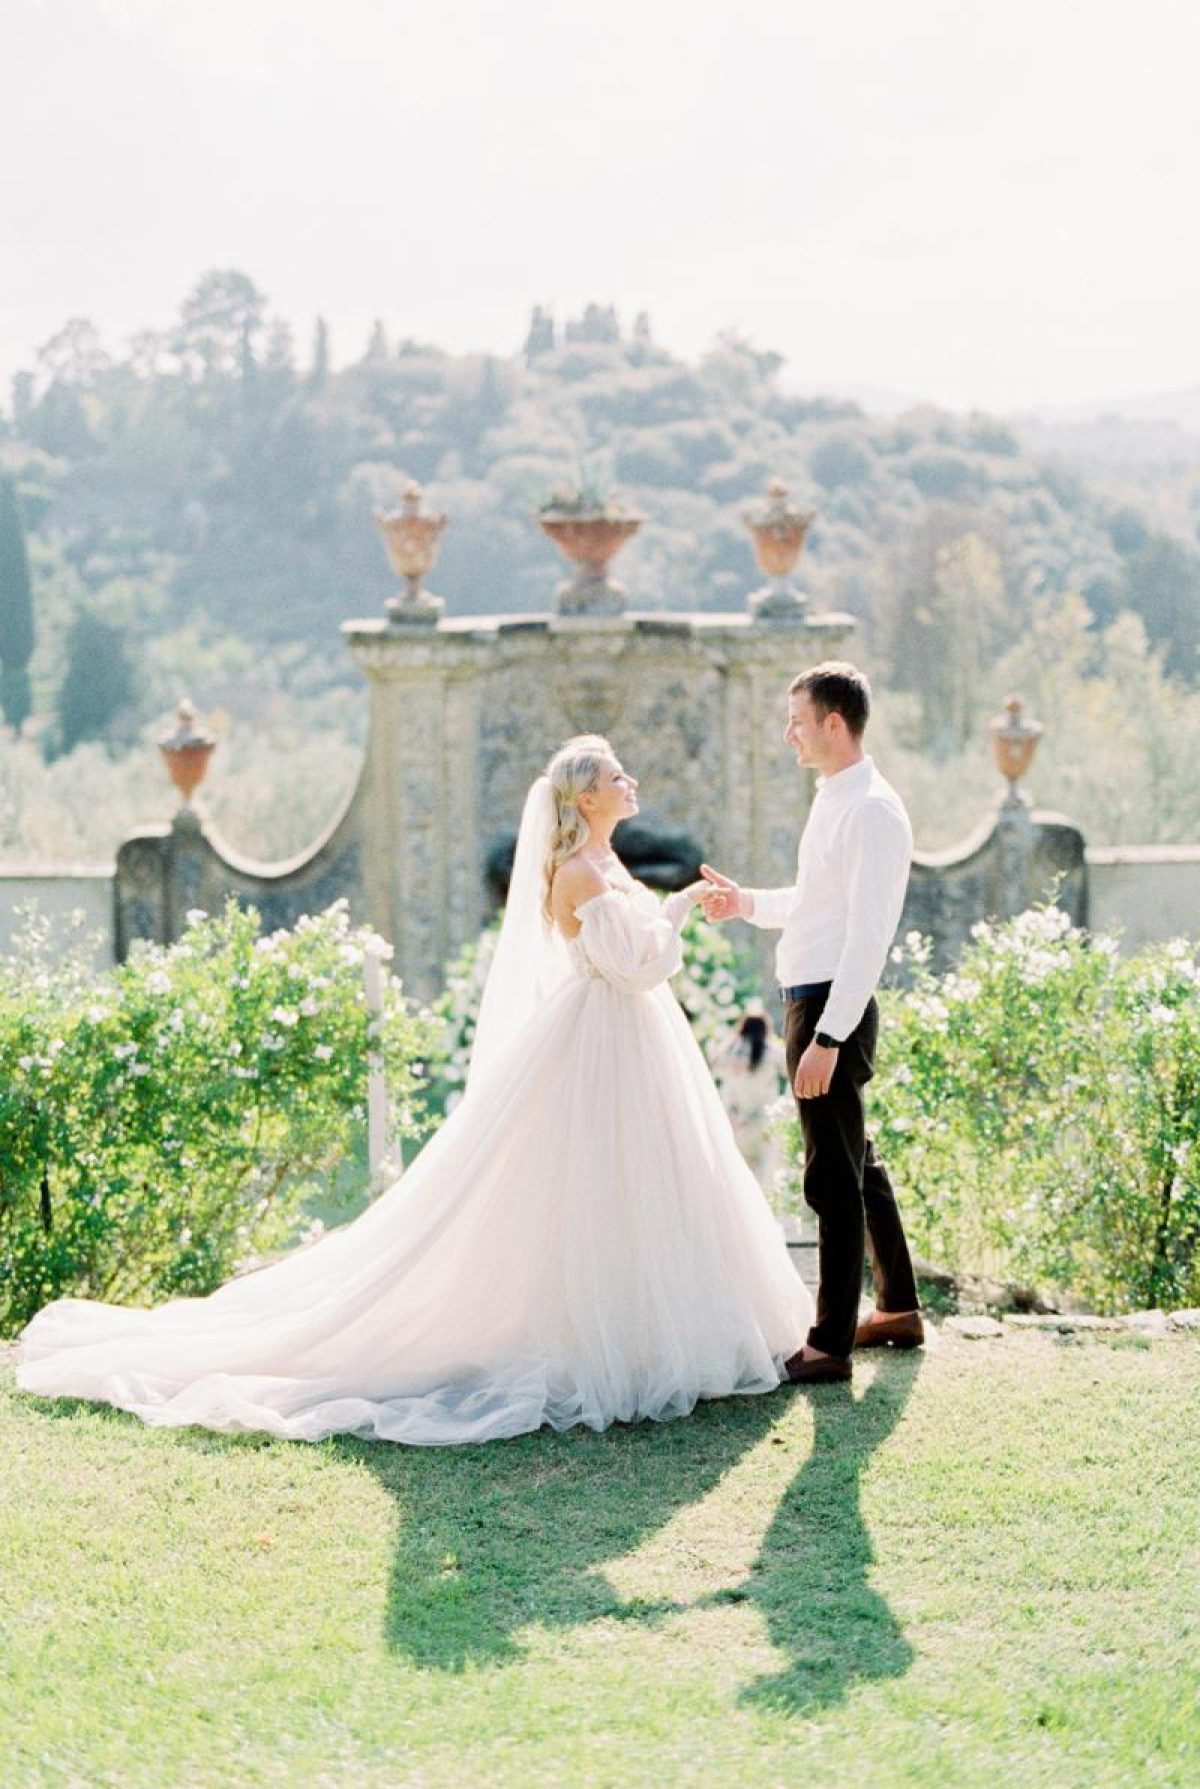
[3,0,1198,412]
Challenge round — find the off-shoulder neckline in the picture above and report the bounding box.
[574,885,626,916]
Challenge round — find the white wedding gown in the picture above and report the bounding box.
[17,871,812,1446]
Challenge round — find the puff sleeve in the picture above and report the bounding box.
[576,890,692,994]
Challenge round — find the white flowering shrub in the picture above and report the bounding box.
[0,900,436,1335]
[775,908,1200,1313]
[429,904,760,1113]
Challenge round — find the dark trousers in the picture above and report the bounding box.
[784,991,919,1359]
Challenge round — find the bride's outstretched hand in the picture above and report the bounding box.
[698,864,750,923]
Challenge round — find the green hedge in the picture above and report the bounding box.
[775,909,1200,1313]
[0,901,435,1335]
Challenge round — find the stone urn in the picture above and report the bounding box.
[374,482,447,625]
[537,507,644,617]
[989,694,1043,805]
[158,699,216,815]
[742,478,816,622]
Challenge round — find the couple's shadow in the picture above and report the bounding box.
[335,1353,920,1715]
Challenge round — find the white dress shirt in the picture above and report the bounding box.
[746,755,913,1043]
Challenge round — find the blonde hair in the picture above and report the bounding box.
[541,734,614,923]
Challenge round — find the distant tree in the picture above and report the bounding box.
[261,318,297,395]
[363,320,389,364]
[10,371,34,431]
[56,611,136,753]
[965,414,1020,457]
[565,304,620,346]
[128,330,167,380]
[1082,571,1122,629]
[906,451,976,500]
[307,317,331,390]
[36,317,110,387]
[1121,535,1200,679]
[810,432,874,490]
[880,514,1005,752]
[523,305,556,362]
[0,477,35,734]
[1106,506,1150,555]
[174,270,268,381]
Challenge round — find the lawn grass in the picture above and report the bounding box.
[2,1330,1198,1788]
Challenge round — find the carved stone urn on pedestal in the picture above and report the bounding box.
[374,482,448,625]
[158,698,216,825]
[989,694,1043,807]
[537,480,644,618]
[742,478,816,622]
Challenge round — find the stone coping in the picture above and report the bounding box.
[1086,843,1200,864]
[343,608,857,640]
[941,1308,1200,1339]
[0,861,115,878]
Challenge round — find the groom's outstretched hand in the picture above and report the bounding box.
[698,864,752,923]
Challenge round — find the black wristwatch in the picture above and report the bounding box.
[814,1031,841,1049]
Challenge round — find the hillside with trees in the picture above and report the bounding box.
[2,269,1200,859]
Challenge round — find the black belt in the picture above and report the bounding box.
[780,980,832,1002]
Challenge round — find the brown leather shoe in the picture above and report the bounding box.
[854,1310,925,1350]
[782,1349,852,1384]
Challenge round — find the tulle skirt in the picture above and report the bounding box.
[17,976,812,1445]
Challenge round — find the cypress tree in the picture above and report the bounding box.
[56,611,135,754]
[0,476,35,735]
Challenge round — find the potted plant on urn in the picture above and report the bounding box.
[537,460,644,617]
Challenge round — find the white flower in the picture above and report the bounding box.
[113,1042,138,1061]
[185,909,207,927]
[1148,1003,1177,1027]
[17,1055,33,1072]
[146,970,171,996]
[313,1043,333,1061]
[270,1007,299,1028]
[232,1065,260,1080]
[299,996,320,1017]
[130,1063,152,1077]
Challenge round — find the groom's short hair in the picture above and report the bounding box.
[789,662,871,737]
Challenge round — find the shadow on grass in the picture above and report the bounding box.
[734,1353,921,1714]
[331,1390,780,1672]
[337,1352,920,1715]
[10,1349,920,1715]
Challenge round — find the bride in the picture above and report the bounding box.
[17,736,813,1445]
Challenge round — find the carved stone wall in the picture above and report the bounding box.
[901,798,1087,972]
[111,605,1095,1003]
[344,609,857,996]
[114,791,365,961]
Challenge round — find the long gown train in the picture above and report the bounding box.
[16,880,812,1445]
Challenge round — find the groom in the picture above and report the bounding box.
[700,661,922,1384]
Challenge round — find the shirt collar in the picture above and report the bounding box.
[814,755,873,800]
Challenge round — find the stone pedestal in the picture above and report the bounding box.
[343,607,856,998]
